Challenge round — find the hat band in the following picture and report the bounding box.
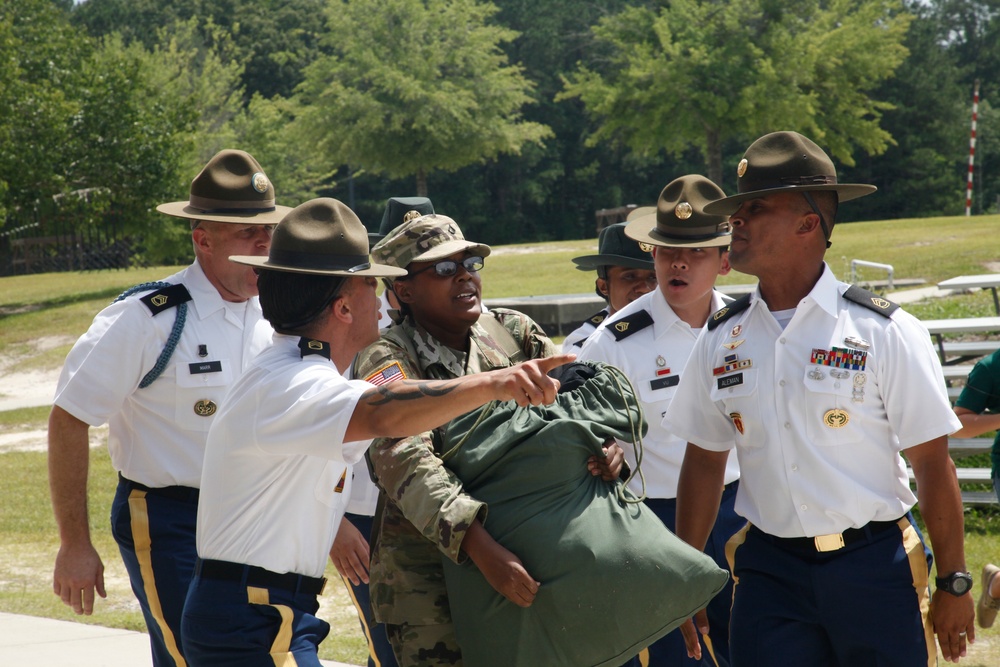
[655,221,731,240]
[269,248,372,273]
[742,174,838,193]
[189,193,277,211]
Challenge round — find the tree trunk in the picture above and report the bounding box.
[706,127,724,190]
[416,167,428,197]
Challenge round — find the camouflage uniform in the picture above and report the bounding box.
[353,308,555,666]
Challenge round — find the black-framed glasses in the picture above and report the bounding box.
[409,256,485,278]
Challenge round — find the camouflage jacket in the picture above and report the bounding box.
[352,307,555,625]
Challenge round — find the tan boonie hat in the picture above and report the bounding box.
[626,175,732,248]
[230,198,406,277]
[371,214,491,269]
[156,149,291,225]
[703,131,877,216]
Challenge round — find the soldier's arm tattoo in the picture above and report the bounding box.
[361,378,460,406]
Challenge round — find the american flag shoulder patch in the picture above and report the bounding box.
[365,361,407,386]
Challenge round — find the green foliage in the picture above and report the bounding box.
[560,0,912,189]
[293,0,552,193]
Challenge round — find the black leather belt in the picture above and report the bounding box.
[750,518,902,553]
[118,473,199,503]
[196,558,327,596]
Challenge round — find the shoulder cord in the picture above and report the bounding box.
[113,282,187,388]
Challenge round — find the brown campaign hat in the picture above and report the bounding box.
[230,198,406,277]
[625,175,732,248]
[369,196,435,245]
[156,149,291,225]
[704,131,877,216]
[572,221,654,271]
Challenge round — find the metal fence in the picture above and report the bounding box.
[0,207,136,277]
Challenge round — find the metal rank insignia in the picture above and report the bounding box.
[823,408,849,429]
[852,372,867,403]
[193,399,217,417]
[615,321,630,333]
[151,294,169,307]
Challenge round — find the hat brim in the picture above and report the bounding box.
[157,201,292,225]
[410,240,492,264]
[229,255,407,278]
[571,254,654,271]
[703,184,877,216]
[624,214,732,249]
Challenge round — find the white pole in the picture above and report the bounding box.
[966,80,980,216]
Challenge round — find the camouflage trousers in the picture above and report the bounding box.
[385,621,462,667]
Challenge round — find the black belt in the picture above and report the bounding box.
[749,518,903,554]
[195,558,327,596]
[118,473,199,503]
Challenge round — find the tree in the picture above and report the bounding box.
[560,0,913,190]
[293,0,551,196]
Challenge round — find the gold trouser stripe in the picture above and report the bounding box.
[637,647,649,667]
[702,632,721,667]
[128,490,188,667]
[247,586,299,667]
[899,518,935,667]
[340,574,382,667]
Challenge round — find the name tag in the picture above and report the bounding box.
[189,361,222,375]
[717,372,744,390]
[649,375,679,391]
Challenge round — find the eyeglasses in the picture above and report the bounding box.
[409,256,485,278]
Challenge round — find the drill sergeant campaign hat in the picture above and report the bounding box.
[703,131,877,216]
[156,149,292,225]
[230,197,406,278]
[369,196,436,246]
[571,221,654,272]
[371,213,491,270]
[626,175,733,248]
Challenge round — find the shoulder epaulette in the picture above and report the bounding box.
[587,309,608,326]
[843,285,899,318]
[137,284,192,315]
[707,294,751,331]
[609,309,653,341]
[113,281,192,388]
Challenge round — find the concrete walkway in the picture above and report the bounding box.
[0,612,358,666]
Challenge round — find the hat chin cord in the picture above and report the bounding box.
[802,192,833,249]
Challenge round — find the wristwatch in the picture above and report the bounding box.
[936,571,974,596]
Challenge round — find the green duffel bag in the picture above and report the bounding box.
[439,361,729,667]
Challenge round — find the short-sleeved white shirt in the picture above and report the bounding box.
[561,307,610,353]
[196,334,373,577]
[578,290,739,499]
[664,265,961,537]
[53,262,272,488]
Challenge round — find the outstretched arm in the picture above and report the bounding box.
[345,354,575,442]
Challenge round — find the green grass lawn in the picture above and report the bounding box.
[3,213,1000,664]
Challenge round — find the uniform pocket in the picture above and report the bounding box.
[173,359,232,432]
[802,366,866,446]
[709,368,761,447]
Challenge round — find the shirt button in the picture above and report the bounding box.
[779,379,786,387]
[801,504,808,511]
[791,464,798,471]
[779,337,786,345]
[784,422,791,429]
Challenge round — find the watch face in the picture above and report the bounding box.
[939,573,973,595]
[952,576,972,595]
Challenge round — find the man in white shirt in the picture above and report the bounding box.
[181,197,571,666]
[668,131,974,665]
[48,150,289,667]
[578,175,741,666]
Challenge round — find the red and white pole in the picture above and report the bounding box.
[966,79,980,216]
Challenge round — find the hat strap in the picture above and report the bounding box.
[802,192,833,249]
[268,248,372,273]
[189,194,277,211]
